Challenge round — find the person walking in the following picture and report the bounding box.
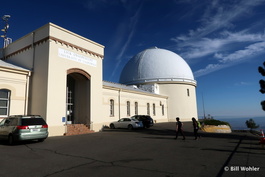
[175,117,185,140]
[192,117,200,140]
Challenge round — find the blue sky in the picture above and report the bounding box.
[2,0,265,118]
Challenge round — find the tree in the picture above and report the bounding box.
[258,62,265,111]
[245,118,259,131]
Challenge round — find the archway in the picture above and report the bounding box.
[67,69,91,126]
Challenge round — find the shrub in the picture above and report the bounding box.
[245,118,259,131]
[203,119,230,127]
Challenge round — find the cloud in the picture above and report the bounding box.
[194,40,265,77]
[176,30,265,60]
[194,63,224,77]
[109,2,143,80]
[234,81,252,86]
[217,41,265,63]
[171,0,265,77]
[188,0,264,38]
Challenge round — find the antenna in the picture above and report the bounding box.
[1,15,12,48]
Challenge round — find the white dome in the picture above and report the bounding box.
[119,47,196,85]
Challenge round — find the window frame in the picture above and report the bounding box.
[153,103,156,116]
[127,101,130,116]
[147,103,150,115]
[110,99,114,117]
[0,89,11,117]
[135,102,138,115]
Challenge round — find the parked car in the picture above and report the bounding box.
[109,118,143,130]
[0,115,48,145]
[131,115,154,128]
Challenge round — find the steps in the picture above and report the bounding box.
[64,124,94,136]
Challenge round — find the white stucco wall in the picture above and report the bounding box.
[0,67,30,117]
[100,84,168,130]
[159,82,198,122]
[4,23,104,136]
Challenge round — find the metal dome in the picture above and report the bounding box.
[119,47,196,85]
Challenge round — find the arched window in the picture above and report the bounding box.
[0,89,11,116]
[110,99,114,117]
[135,102,138,115]
[147,103,150,115]
[127,101,130,116]
[153,103,156,116]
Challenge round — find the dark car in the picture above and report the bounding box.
[0,115,48,145]
[131,115,154,128]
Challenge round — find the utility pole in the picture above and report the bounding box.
[202,93,206,119]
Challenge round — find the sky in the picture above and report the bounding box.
[1,0,265,119]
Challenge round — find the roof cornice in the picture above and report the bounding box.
[4,36,104,60]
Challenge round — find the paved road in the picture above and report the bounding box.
[0,122,264,177]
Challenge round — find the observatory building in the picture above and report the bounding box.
[119,47,197,122]
[0,23,197,136]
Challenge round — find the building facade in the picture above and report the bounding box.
[0,23,197,136]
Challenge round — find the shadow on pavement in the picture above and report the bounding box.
[103,122,259,141]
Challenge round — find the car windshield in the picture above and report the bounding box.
[131,118,138,121]
[21,118,46,126]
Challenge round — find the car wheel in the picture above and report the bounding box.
[110,124,115,129]
[128,124,133,130]
[8,134,14,145]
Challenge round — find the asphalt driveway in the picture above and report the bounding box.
[0,122,263,177]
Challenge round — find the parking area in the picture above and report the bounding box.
[0,122,264,177]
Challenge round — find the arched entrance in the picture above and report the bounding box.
[66,68,91,126]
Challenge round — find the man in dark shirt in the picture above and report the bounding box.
[175,117,185,140]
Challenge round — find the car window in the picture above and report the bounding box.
[21,118,46,126]
[9,118,18,126]
[131,118,137,121]
[0,119,6,125]
[4,119,11,126]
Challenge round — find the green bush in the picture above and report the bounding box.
[203,119,230,127]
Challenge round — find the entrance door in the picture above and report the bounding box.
[67,75,75,123]
[66,70,91,125]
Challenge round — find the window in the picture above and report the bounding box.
[162,104,165,116]
[110,99,114,117]
[135,102,138,115]
[0,89,10,116]
[147,103,150,115]
[127,101,130,116]
[187,89,190,97]
[153,103,156,116]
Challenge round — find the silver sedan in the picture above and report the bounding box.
[109,118,143,130]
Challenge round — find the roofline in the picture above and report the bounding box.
[103,81,168,98]
[121,78,197,86]
[0,61,31,76]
